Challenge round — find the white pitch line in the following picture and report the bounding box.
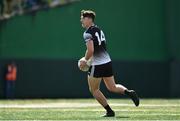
[0,118,180,121]
[0,103,179,108]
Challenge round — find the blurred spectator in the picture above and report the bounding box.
[0,0,5,20]
[24,0,39,11]
[49,0,60,8]
[48,0,73,8]
[37,0,48,8]
[0,0,78,21]
[5,62,17,99]
[12,0,24,15]
[4,0,13,18]
[0,0,4,20]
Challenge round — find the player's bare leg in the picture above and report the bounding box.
[88,76,107,106]
[88,76,115,117]
[103,76,140,106]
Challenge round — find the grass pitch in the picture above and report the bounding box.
[0,99,180,121]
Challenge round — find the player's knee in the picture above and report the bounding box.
[107,85,116,92]
[92,90,100,97]
[89,87,99,94]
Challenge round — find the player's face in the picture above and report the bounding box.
[80,16,92,28]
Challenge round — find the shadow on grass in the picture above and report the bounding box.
[102,116,130,120]
[116,116,130,119]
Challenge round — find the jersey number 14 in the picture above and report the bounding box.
[95,31,106,45]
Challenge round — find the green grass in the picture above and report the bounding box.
[0,99,180,120]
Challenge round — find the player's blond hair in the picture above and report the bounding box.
[81,10,96,21]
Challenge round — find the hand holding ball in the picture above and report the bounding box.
[78,57,92,72]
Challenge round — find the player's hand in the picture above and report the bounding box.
[79,60,87,70]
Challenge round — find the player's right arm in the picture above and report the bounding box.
[80,40,94,69]
[85,40,94,61]
[83,31,94,60]
[80,32,94,69]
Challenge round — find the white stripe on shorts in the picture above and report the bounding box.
[90,65,95,77]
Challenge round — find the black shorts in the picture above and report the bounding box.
[88,61,113,78]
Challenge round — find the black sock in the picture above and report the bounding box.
[104,105,113,113]
[124,89,130,96]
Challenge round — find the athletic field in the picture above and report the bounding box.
[0,99,180,121]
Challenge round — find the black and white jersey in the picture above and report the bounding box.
[83,25,111,65]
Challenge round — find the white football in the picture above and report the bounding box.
[78,57,92,72]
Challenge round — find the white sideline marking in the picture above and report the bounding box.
[0,120,180,121]
[0,103,179,108]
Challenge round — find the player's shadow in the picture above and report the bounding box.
[116,116,130,119]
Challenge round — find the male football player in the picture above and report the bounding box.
[79,10,140,117]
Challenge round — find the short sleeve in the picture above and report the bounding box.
[83,32,93,42]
